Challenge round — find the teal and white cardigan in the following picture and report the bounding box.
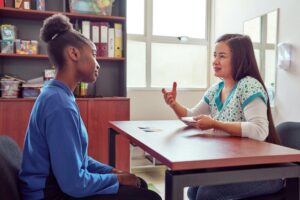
[187,76,269,141]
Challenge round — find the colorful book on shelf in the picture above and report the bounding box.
[90,22,109,57]
[82,20,91,40]
[4,0,13,7]
[114,23,122,58]
[108,28,114,58]
[99,22,109,57]
[15,0,31,9]
[91,22,100,43]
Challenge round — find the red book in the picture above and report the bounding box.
[0,0,4,7]
[98,22,109,57]
[91,22,100,56]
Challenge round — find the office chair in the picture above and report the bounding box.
[277,122,300,150]
[0,135,22,200]
[246,121,300,200]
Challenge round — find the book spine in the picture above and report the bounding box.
[108,28,115,58]
[99,22,109,57]
[0,0,4,7]
[82,21,91,40]
[114,23,122,58]
[4,0,14,7]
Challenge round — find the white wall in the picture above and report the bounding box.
[213,0,300,124]
[128,89,204,120]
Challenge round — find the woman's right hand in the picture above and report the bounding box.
[162,82,177,107]
[116,173,140,187]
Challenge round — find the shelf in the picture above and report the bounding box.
[0,53,125,61]
[0,7,126,22]
[96,57,125,61]
[0,97,129,101]
[0,53,48,59]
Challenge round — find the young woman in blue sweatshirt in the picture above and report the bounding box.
[19,14,161,200]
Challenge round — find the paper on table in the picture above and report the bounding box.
[138,127,162,133]
[181,117,197,126]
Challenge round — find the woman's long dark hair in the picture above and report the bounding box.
[216,34,280,145]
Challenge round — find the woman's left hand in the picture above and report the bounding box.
[193,115,216,130]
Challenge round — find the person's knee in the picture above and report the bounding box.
[196,186,219,200]
[187,187,198,200]
[144,190,162,200]
[138,177,148,189]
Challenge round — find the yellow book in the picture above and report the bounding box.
[114,23,122,58]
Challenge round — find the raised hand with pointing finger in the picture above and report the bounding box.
[162,82,188,118]
[162,82,177,107]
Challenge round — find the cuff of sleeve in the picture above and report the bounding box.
[113,174,119,190]
[241,122,267,141]
[107,165,114,173]
[241,121,251,138]
[108,174,120,194]
[186,109,193,117]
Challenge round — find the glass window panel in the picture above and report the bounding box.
[127,40,146,87]
[151,43,207,88]
[265,49,276,87]
[127,0,144,35]
[153,0,206,39]
[254,49,261,71]
[267,10,277,44]
[265,49,276,106]
[244,17,261,43]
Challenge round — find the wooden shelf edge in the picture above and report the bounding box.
[0,53,48,59]
[0,7,126,22]
[0,97,129,101]
[0,53,125,61]
[96,57,126,61]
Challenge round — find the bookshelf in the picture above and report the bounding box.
[0,0,127,97]
[0,0,130,171]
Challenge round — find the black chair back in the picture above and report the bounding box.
[0,136,22,200]
[245,121,300,200]
[276,122,300,150]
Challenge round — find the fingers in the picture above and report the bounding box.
[117,173,139,187]
[162,82,177,106]
[112,168,126,174]
[172,82,177,93]
[162,82,177,94]
[193,115,203,120]
[166,94,174,102]
[165,93,176,105]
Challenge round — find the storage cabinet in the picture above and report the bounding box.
[0,98,130,171]
[87,98,130,170]
[0,99,34,148]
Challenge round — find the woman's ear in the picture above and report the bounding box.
[66,46,81,61]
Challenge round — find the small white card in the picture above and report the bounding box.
[181,117,197,126]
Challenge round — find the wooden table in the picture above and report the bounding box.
[108,120,300,200]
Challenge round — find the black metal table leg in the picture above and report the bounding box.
[108,128,118,167]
